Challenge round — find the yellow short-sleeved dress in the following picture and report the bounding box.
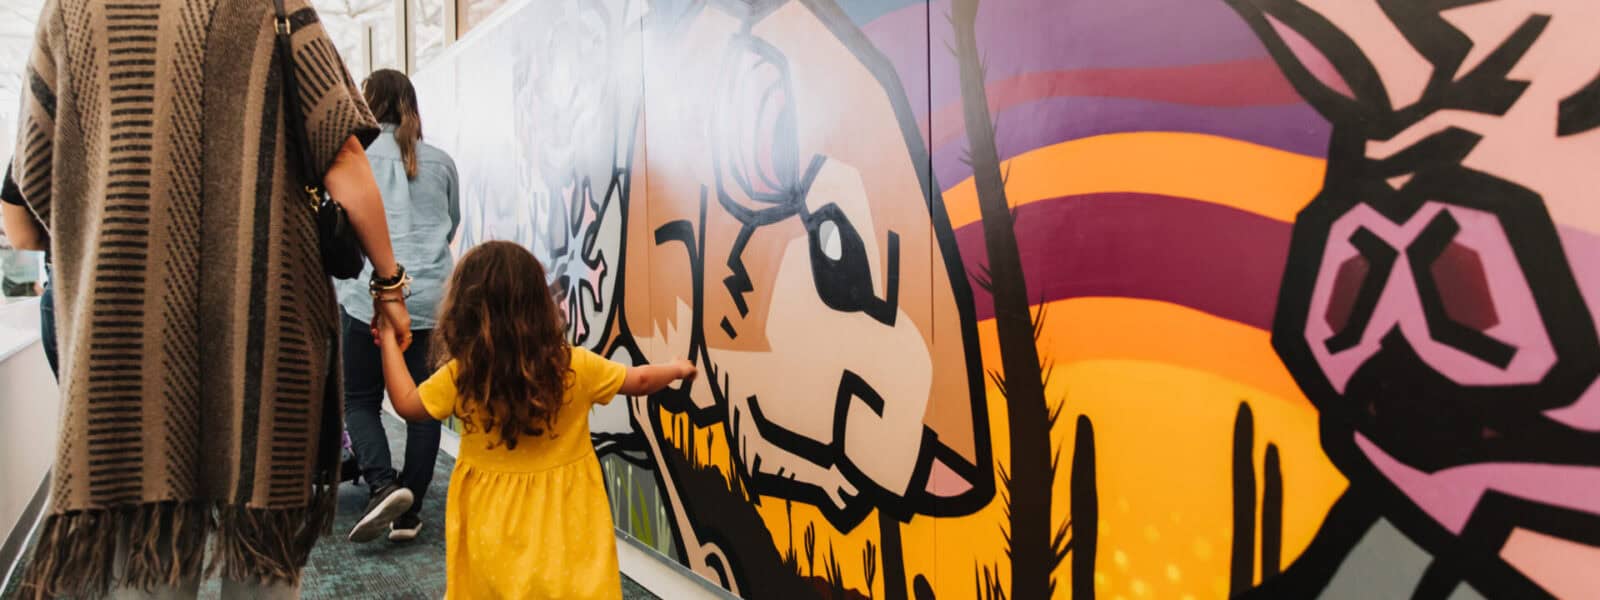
[419,346,627,599]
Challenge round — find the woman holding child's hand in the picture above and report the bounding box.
[372,294,413,348]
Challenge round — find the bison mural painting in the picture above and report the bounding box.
[411,0,1600,597]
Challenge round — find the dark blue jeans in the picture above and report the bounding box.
[342,312,440,516]
[40,280,57,378]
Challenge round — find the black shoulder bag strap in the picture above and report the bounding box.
[271,0,320,207]
[270,0,368,279]
[271,0,359,503]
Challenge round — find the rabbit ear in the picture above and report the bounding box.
[1266,12,1356,99]
[1225,0,1390,122]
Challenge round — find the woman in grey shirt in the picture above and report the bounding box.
[339,69,460,544]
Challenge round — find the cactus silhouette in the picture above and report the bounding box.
[950,0,1057,597]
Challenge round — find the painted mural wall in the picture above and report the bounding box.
[410,0,1600,597]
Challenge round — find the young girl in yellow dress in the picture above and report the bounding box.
[375,241,696,599]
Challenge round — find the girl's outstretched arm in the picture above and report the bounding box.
[376,316,435,422]
[621,359,697,396]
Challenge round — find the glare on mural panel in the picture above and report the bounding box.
[412,0,1600,597]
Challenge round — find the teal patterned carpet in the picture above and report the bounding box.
[3,414,658,599]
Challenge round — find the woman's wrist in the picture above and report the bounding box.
[370,258,401,281]
[371,262,407,287]
[369,264,411,299]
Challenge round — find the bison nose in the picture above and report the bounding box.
[912,355,992,507]
[923,451,977,499]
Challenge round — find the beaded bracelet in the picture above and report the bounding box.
[370,273,413,300]
[370,263,408,291]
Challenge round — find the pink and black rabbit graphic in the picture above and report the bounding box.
[1226,1,1600,597]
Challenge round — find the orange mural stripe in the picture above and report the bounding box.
[975,296,1309,409]
[941,132,1326,228]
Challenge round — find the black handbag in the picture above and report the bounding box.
[272,0,366,280]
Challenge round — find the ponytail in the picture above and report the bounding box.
[362,69,424,180]
[396,104,422,179]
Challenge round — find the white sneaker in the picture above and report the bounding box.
[389,513,423,542]
[349,484,414,543]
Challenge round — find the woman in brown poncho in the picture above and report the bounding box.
[4,0,415,596]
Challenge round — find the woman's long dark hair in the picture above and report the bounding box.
[433,241,571,449]
[362,69,424,179]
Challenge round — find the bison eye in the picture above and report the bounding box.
[803,203,900,326]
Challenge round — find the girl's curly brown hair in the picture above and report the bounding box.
[433,241,570,449]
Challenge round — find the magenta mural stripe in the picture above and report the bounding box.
[863,0,1278,115]
[931,99,1330,189]
[951,192,1292,329]
[926,59,1311,149]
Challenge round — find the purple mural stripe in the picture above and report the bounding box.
[932,98,1331,189]
[925,59,1310,148]
[863,0,1277,116]
[953,192,1291,329]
